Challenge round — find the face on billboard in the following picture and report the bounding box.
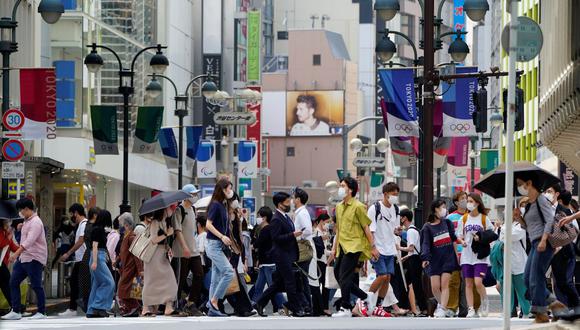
[286,91,344,137]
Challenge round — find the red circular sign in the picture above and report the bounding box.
[2,109,25,131]
[2,140,25,162]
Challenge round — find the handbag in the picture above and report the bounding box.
[297,239,313,263]
[225,270,240,296]
[536,202,579,248]
[312,236,324,259]
[324,265,339,289]
[129,225,156,263]
[129,276,143,299]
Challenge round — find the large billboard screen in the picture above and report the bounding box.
[286,91,344,136]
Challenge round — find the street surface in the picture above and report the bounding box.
[0,316,539,330]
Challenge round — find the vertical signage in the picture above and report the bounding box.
[202,55,222,140]
[246,86,261,165]
[247,10,261,82]
[453,0,466,37]
[560,161,579,196]
[19,68,57,140]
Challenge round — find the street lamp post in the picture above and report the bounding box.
[341,116,383,177]
[0,0,64,200]
[145,74,218,188]
[374,0,493,227]
[84,43,169,214]
[349,137,390,203]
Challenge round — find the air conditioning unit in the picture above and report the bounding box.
[302,180,318,188]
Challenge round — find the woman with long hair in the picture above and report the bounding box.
[204,178,236,317]
[456,193,495,318]
[78,207,100,312]
[420,199,460,318]
[141,206,183,317]
[86,210,115,318]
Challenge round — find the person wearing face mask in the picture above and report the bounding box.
[455,193,495,318]
[420,199,460,318]
[445,191,478,318]
[58,203,88,317]
[0,218,19,315]
[254,192,307,317]
[204,178,236,317]
[516,174,566,323]
[116,212,143,317]
[363,182,401,317]
[327,176,376,318]
[251,206,286,314]
[313,213,332,316]
[169,184,204,316]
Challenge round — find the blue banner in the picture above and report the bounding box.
[442,66,478,136]
[185,126,203,171]
[196,140,217,178]
[378,68,419,137]
[159,128,178,169]
[454,0,466,36]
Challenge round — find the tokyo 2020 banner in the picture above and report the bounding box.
[442,66,478,137]
[378,68,419,137]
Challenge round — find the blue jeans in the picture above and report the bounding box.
[252,265,286,310]
[87,250,115,314]
[524,240,554,314]
[10,260,45,314]
[206,239,234,301]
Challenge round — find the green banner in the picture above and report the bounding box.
[90,105,118,155]
[247,10,261,82]
[133,106,164,153]
[480,149,499,175]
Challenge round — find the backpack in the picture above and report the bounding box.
[461,213,487,233]
[373,201,399,223]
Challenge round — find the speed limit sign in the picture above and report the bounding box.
[2,109,25,131]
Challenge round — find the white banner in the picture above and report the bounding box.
[238,140,258,179]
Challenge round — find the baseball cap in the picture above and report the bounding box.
[182,184,200,195]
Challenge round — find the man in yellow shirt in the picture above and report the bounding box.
[328,176,377,317]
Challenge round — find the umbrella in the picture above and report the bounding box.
[0,200,19,220]
[139,190,191,215]
[473,161,560,198]
[194,196,212,210]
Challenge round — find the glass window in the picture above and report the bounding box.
[313,54,321,66]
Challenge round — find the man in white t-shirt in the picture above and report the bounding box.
[58,203,88,316]
[365,182,401,317]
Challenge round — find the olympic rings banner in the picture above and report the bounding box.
[442,66,478,137]
[378,68,419,137]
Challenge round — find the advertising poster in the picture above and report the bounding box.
[286,91,344,136]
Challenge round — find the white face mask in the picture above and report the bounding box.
[290,200,296,209]
[517,185,529,196]
[466,202,476,212]
[337,187,347,199]
[520,207,526,215]
[388,195,399,205]
[543,192,554,202]
[18,212,24,219]
[437,208,447,219]
[225,189,234,199]
[231,200,241,210]
[457,200,467,210]
[256,217,263,225]
[188,196,199,204]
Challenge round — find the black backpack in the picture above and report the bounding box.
[374,201,399,223]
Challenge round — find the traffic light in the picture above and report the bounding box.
[472,87,488,133]
[502,87,525,131]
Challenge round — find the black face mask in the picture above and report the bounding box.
[281,205,291,213]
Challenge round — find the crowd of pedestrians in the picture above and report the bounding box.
[0,171,579,323]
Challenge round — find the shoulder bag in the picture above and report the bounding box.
[129,225,156,263]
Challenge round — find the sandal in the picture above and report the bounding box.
[165,310,188,317]
[141,312,156,317]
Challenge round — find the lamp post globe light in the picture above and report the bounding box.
[145,73,219,189]
[373,1,489,229]
[1,0,64,200]
[84,43,169,213]
[490,109,503,128]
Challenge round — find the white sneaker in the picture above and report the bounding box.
[433,307,446,318]
[1,310,22,320]
[29,313,47,320]
[332,307,352,318]
[444,308,456,318]
[366,292,377,314]
[58,309,78,317]
[466,307,478,318]
[480,298,489,317]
